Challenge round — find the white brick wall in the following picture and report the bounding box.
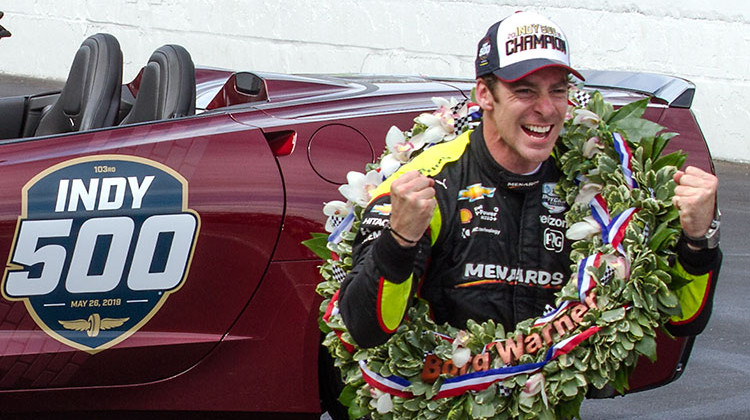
[1,0,748,161]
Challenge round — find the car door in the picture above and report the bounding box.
[0,113,284,389]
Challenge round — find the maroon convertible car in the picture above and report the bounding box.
[0,32,715,417]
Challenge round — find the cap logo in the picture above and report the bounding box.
[476,12,582,81]
[505,25,567,57]
[479,40,491,57]
[477,38,491,68]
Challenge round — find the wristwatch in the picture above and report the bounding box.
[683,209,721,250]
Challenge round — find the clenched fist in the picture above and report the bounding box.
[672,166,718,238]
[388,171,436,247]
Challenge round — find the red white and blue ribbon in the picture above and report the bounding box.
[589,194,639,255]
[433,325,601,399]
[577,253,602,302]
[612,132,638,189]
[606,207,638,252]
[434,361,545,399]
[359,360,414,399]
[532,300,573,328]
[543,326,601,362]
[590,194,610,230]
[359,319,603,400]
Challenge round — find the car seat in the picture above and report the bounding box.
[119,44,196,125]
[34,33,122,136]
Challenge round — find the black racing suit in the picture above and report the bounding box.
[339,127,721,348]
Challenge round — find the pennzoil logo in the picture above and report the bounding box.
[458,183,496,203]
[2,155,200,354]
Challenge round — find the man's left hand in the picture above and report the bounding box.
[672,166,718,238]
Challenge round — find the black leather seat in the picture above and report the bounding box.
[120,44,196,125]
[35,33,122,136]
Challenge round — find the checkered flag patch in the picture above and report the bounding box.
[572,89,591,108]
[451,98,468,114]
[452,98,482,135]
[600,265,616,286]
[498,385,511,397]
[453,114,471,135]
[451,99,469,135]
[328,216,344,230]
[331,264,348,283]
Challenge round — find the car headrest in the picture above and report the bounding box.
[35,33,122,136]
[120,44,196,125]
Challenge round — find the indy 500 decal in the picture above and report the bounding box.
[2,155,200,353]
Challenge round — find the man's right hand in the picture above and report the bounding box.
[388,170,436,247]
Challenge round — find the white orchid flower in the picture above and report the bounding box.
[566,216,601,241]
[411,124,450,148]
[521,372,549,408]
[415,113,446,131]
[451,330,472,368]
[582,136,604,158]
[379,154,402,178]
[431,96,453,109]
[323,200,352,233]
[375,393,393,414]
[574,183,603,204]
[367,387,393,414]
[452,330,470,348]
[416,100,457,141]
[565,104,575,121]
[385,126,415,163]
[573,109,601,128]
[451,347,472,369]
[338,170,383,208]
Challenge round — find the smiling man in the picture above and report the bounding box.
[339,11,721,348]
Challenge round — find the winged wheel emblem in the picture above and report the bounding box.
[58,313,130,337]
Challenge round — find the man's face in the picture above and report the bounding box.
[477,67,569,174]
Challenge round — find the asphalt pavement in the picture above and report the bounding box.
[2,75,749,419]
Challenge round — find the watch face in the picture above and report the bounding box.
[703,218,721,249]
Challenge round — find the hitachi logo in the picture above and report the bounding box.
[463,263,564,286]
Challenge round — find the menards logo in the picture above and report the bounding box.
[2,155,200,354]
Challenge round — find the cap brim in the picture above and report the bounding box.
[493,58,585,82]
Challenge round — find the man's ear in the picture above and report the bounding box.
[475,78,495,112]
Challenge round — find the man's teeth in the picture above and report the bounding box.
[524,125,551,134]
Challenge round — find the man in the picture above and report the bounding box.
[339,11,721,348]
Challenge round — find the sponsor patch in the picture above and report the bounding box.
[461,263,564,287]
[458,183,495,203]
[372,203,392,216]
[539,214,568,228]
[542,182,566,214]
[461,226,502,239]
[543,228,565,253]
[473,204,499,222]
[2,155,200,354]
[460,208,473,224]
[477,38,491,68]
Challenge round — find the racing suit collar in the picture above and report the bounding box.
[469,125,553,192]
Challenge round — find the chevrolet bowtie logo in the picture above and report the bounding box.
[458,183,496,202]
[372,203,392,215]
